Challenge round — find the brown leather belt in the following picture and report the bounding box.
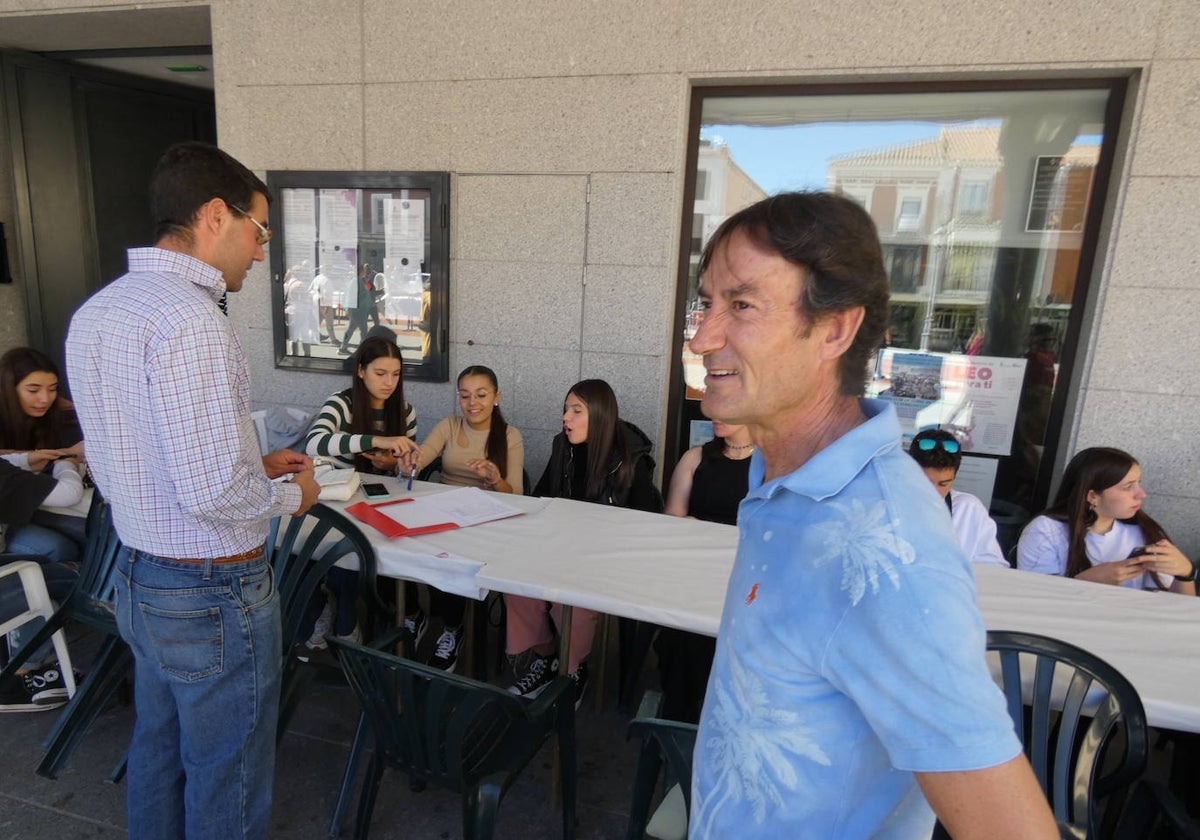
[167,546,265,565]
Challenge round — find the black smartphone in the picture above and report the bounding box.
[1127,546,1150,559]
[362,482,390,499]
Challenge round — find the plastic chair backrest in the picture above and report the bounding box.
[74,493,123,609]
[269,503,388,653]
[624,690,699,839]
[987,630,1149,834]
[331,634,556,792]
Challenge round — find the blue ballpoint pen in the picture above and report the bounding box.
[406,467,415,492]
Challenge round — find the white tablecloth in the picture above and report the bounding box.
[330,477,1200,733]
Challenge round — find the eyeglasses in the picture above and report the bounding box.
[229,204,273,245]
[916,438,960,453]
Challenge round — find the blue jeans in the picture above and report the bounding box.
[115,546,281,840]
[5,522,80,566]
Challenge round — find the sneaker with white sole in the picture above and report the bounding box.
[428,626,463,673]
[568,660,589,710]
[0,668,66,713]
[305,600,336,650]
[331,625,362,646]
[507,653,559,700]
[404,609,428,648]
[24,664,70,706]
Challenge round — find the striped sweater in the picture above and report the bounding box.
[304,388,417,470]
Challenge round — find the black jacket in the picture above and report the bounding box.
[0,459,56,527]
[534,420,663,512]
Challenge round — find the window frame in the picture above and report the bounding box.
[265,170,451,381]
[665,77,1129,511]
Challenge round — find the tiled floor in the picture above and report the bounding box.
[1,629,650,839]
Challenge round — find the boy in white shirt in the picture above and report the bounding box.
[908,429,1008,568]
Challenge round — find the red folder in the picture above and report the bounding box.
[345,500,461,539]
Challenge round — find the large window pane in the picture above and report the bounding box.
[674,84,1117,534]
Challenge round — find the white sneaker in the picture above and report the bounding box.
[331,625,362,645]
[305,601,335,650]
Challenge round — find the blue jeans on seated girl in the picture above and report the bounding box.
[115,546,281,840]
[5,523,80,567]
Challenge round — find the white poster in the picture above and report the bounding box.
[953,455,1000,510]
[281,189,317,277]
[880,352,1026,458]
[936,355,1027,457]
[318,189,358,307]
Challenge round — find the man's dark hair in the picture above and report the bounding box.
[698,192,890,396]
[150,142,270,243]
[908,428,962,471]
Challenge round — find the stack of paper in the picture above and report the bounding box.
[346,486,526,539]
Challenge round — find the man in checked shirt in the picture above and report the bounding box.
[66,143,319,840]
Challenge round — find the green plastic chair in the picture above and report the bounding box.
[985,630,1198,840]
[328,627,577,840]
[0,493,133,780]
[624,689,698,840]
[271,503,393,741]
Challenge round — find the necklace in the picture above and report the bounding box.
[724,442,754,452]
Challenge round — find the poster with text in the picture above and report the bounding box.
[882,352,1026,457]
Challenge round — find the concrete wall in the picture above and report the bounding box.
[2,0,1199,547]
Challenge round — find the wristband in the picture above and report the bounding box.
[1176,563,1197,583]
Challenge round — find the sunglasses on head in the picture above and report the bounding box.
[917,438,960,453]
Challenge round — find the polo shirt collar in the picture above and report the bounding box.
[749,398,901,501]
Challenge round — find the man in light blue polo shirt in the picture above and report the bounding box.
[688,192,1058,839]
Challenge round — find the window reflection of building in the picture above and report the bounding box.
[829,125,1097,357]
[682,138,769,398]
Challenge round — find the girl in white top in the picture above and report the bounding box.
[1017,447,1195,594]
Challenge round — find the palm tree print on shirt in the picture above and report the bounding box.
[809,498,916,605]
[693,648,831,835]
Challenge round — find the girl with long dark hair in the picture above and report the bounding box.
[410,365,524,671]
[305,336,418,473]
[303,337,420,645]
[1017,447,1195,593]
[505,379,662,704]
[0,347,82,458]
[0,348,86,565]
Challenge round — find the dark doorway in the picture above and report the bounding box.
[3,49,215,374]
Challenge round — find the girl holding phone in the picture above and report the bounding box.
[1017,447,1195,593]
[409,365,524,671]
[0,348,87,565]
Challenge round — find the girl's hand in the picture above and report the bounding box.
[361,449,399,472]
[375,436,419,472]
[466,458,502,488]
[27,449,63,472]
[1075,559,1147,587]
[1136,540,1194,578]
[61,441,85,464]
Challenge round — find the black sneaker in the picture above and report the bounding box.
[428,626,463,673]
[568,661,589,710]
[404,609,428,648]
[0,670,65,713]
[507,653,559,700]
[24,664,70,706]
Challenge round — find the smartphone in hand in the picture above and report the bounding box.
[1127,546,1151,559]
